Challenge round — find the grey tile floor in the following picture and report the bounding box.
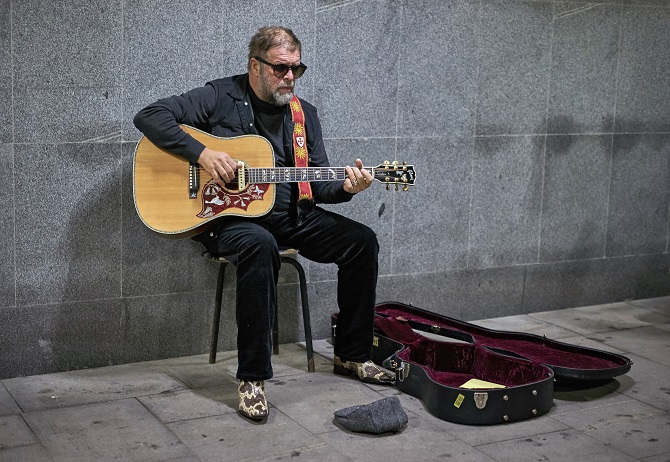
[1,297,669,461]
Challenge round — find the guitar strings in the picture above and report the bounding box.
[193,166,375,182]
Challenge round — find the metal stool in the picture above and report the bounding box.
[203,248,315,372]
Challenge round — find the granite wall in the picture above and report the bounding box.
[1,0,669,378]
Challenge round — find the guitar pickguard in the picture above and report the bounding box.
[197,180,270,218]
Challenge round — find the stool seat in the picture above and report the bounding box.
[203,248,315,372]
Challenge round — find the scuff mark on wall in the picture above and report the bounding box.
[82,131,123,143]
[38,338,55,368]
[554,3,598,21]
[317,0,364,13]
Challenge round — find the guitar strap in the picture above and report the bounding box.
[289,95,313,224]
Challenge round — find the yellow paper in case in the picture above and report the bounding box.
[460,378,506,389]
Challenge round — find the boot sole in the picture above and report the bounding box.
[334,363,394,384]
[238,409,268,421]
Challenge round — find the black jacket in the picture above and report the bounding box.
[133,73,352,209]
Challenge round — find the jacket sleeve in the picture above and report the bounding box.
[304,104,354,204]
[133,84,219,164]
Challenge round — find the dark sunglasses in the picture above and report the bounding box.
[253,56,307,79]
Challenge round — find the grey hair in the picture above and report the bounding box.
[247,26,302,70]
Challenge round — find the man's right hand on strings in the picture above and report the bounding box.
[198,147,242,185]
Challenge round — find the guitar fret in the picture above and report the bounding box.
[239,167,388,184]
[243,167,350,183]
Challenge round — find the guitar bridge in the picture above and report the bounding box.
[189,162,199,198]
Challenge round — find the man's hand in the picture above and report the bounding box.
[343,158,373,194]
[198,147,242,185]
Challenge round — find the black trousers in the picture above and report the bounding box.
[200,207,379,381]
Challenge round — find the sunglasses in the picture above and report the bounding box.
[253,56,307,79]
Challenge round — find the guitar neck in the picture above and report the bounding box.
[241,166,380,184]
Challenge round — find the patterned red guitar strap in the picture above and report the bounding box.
[289,95,313,223]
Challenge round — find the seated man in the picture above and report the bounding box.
[133,26,393,421]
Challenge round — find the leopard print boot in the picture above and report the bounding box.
[238,380,268,420]
[333,356,395,384]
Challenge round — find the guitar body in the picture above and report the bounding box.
[133,125,275,238]
[134,124,416,238]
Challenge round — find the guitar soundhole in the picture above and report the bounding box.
[222,181,247,194]
[221,161,248,193]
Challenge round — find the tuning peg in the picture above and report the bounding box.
[403,185,409,192]
[392,160,399,170]
[395,184,399,191]
[386,184,390,191]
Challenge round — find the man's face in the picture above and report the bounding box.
[252,46,301,105]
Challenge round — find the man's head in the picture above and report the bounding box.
[247,26,306,106]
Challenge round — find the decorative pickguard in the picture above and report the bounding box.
[197,180,269,218]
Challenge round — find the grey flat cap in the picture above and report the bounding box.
[334,396,408,434]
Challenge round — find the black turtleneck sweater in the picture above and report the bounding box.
[249,89,294,213]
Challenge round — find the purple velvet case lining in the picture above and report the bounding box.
[375,316,553,388]
[374,302,632,382]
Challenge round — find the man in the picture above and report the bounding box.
[134,26,393,421]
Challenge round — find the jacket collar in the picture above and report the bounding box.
[229,73,250,101]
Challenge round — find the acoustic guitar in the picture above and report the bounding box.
[133,125,416,238]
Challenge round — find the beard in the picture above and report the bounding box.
[258,66,295,105]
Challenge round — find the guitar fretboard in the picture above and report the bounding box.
[241,166,378,184]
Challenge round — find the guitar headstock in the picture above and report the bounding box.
[372,161,416,191]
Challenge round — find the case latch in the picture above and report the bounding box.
[390,360,410,382]
[398,361,410,382]
[474,392,488,409]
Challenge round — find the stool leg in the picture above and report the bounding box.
[282,257,315,372]
[209,262,227,364]
[273,301,279,355]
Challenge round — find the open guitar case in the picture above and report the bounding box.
[331,301,632,425]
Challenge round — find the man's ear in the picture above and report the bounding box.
[250,58,260,76]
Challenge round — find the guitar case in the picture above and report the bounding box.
[331,301,632,425]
